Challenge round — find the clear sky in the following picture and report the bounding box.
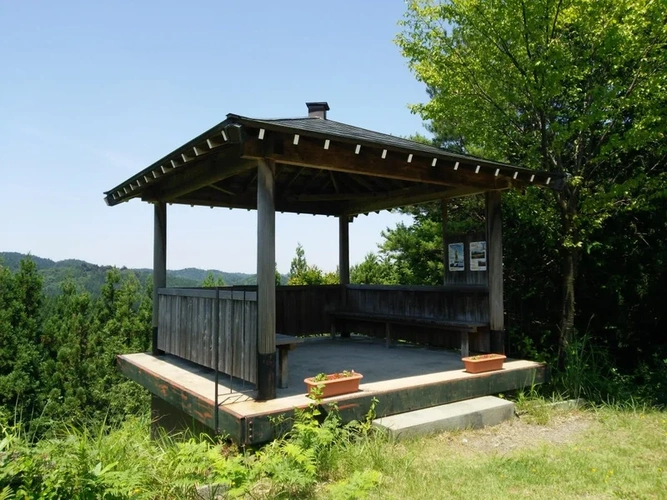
[0,1,428,274]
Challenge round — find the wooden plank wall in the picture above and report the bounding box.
[345,285,490,351]
[276,285,341,335]
[346,285,489,322]
[157,288,258,384]
[156,282,491,379]
[231,285,341,336]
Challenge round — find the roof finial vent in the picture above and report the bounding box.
[306,102,330,119]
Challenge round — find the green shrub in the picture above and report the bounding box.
[0,399,383,499]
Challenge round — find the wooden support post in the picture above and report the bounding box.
[257,159,276,400]
[152,201,167,356]
[486,191,505,354]
[385,322,392,348]
[460,332,470,358]
[441,199,448,285]
[278,348,289,389]
[339,215,350,338]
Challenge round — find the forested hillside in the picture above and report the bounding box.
[0,252,258,296]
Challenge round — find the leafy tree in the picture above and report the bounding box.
[288,244,339,285]
[202,271,226,287]
[39,281,95,421]
[0,259,43,417]
[87,269,151,421]
[288,244,309,281]
[275,263,283,286]
[397,0,667,356]
[350,253,399,285]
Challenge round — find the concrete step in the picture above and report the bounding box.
[373,396,515,440]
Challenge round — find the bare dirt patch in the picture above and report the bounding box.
[430,409,595,456]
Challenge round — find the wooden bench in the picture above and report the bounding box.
[276,333,304,389]
[330,311,487,357]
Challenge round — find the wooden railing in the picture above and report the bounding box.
[156,284,491,381]
[229,285,342,336]
[276,285,341,335]
[157,288,258,384]
[345,284,489,322]
[344,284,490,351]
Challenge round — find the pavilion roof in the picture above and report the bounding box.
[104,110,565,216]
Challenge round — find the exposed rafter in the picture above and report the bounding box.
[143,152,255,202]
[242,135,511,191]
[104,111,565,213]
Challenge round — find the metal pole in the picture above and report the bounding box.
[230,288,235,391]
[242,288,246,391]
[214,287,220,434]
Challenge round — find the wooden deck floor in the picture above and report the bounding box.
[118,336,547,444]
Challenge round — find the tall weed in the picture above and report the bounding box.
[0,399,383,499]
[555,332,634,403]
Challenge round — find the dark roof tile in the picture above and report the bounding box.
[231,114,519,169]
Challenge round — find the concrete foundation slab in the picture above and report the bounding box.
[118,337,544,444]
[373,396,515,440]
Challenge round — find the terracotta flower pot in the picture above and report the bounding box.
[304,371,363,398]
[462,354,506,374]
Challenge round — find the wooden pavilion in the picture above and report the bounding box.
[105,102,565,443]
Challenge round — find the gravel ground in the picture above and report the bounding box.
[426,408,594,456]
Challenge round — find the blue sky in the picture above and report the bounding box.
[0,1,428,274]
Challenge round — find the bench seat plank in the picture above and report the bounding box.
[331,311,488,357]
[332,311,486,332]
[276,333,304,347]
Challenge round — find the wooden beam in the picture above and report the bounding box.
[287,192,376,202]
[346,172,377,192]
[243,136,511,191]
[333,172,363,194]
[143,148,255,202]
[343,185,483,215]
[170,194,343,216]
[161,180,479,216]
[285,167,305,190]
[287,185,482,207]
[152,202,167,355]
[486,191,504,354]
[242,171,258,194]
[301,168,326,191]
[208,183,236,196]
[171,194,256,211]
[257,159,276,400]
[330,171,339,193]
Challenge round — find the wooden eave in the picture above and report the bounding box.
[104,114,566,216]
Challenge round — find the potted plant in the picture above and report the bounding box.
[462,353,506,374]
[304,370,363,398]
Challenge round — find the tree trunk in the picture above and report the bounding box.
[558,187,579,364]
[561,246,577,344]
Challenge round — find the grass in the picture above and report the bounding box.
[1,402,665,499]
[333,404,667,500]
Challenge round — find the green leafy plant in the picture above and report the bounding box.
[0,396,384,500]
[312,370,358,382]
[468,354,504,361]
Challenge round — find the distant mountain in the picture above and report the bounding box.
[0,252,259,296]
